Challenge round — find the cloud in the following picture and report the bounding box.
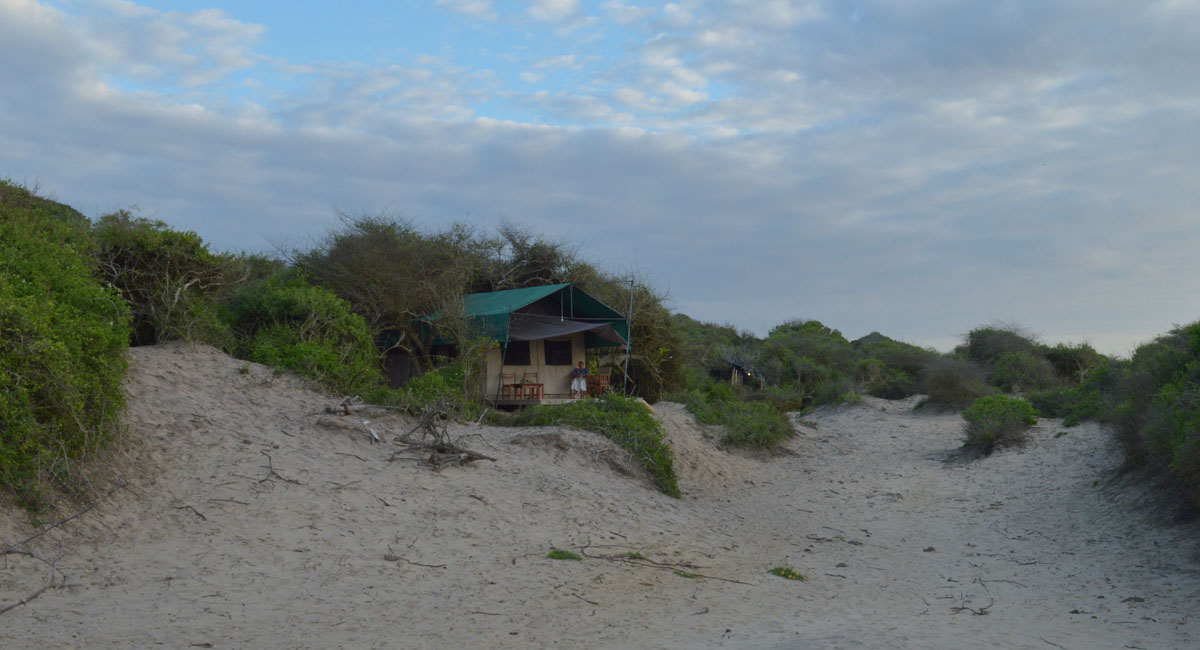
[435,0,497,21]
[5,0,1200,354]
[526,0,581,23]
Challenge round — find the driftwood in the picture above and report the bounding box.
[389,404,496,471]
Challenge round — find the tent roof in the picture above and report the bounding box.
[437,283,627,346]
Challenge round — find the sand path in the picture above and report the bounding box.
[1,343,1197,649]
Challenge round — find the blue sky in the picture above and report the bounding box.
[3,0,1200,354]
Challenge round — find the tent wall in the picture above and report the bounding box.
[483,333,586,398]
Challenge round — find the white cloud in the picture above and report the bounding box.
[526,0,580,23]
[435,0,497,21]
[6,1,1200,353]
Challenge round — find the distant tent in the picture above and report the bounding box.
[424,283,630,403]
[431,283,628,349]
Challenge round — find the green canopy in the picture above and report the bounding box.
[433,283,628,348]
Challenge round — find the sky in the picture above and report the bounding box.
[3,0,1199,355]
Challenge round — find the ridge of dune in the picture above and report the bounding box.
[1,343,1198,649]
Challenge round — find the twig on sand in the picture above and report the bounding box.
[174,504,208,521]
[258,451,302,485]
[577,543,752,586]
[571,592,600,606]
[950,596,993,615]
[0,538,67,616]
[1039,637,1070,650]
[3,481,122,555]
[383,545,446,568]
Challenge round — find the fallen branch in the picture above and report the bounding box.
[388,404,496,471]
[1,538,67,616]
[3,481,122,554]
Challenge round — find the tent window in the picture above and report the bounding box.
[544,339,572,365]
[504,340,531,365]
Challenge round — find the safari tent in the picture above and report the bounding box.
[432,283,629,404]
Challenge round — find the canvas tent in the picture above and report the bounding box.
[429,283,629,402]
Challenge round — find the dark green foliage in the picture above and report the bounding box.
[223,271,382,396]
[668,379,795,451]
[961,395,1038,454]
[990,352,1059,393]
[293,216,495,363]
[1028,358,1124,426]
[580,278,684,404]
[964,324,1039,364]
[717,400,796,449]
[296,216,682,403]
[767,319,854,369]
[93,211,238,347]
[489,393,680,497]
[920,357,994,408]
[1042,342,1102,383]
[1,181,131,508]
[1113,323,1200,506]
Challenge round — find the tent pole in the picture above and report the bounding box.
[495,330,509,403]
[623,279,633,395]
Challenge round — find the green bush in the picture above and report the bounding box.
[1114,323,1200,506]
[920,357,994,408]
[490,393,680,497]
[1028,358,1123,426]
[1042,342,1102,383]
[223,271,382,396]
[964,325,1038,364]
[667,379,795,451]
[990,352,1059,393]
[93,211,237,347]
[962,395,1038,454]
[1,182,131,508]
[718,400,795,449]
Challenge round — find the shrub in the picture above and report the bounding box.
[1,182,131,508]
[668,379,795,451]
[1113,323,1200,506]
[962,395,1038,454]
[964,324,1038,364]
[92,211,242,348]
[223,271,382,396]
[990,352,1059,393]
[718,400,795,450]
[490,393,680,497]
[920,357,994,408]
[1028,358,1123,426]
[1042,342,1102,383]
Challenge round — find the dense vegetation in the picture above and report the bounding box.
[3,180,1199,510]
[1,182,131,508]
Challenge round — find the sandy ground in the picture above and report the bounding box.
[2,342,1198,649]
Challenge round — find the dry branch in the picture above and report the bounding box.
[388,405,496,470]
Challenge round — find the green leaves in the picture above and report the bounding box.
[1,181,131,508]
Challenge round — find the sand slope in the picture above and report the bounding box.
[2,343,1198,649]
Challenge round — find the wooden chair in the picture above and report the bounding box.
[588,374,611,397]
[501,372,516,399]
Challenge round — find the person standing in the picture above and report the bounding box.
[570,361,589,398]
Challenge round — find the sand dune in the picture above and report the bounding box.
[2,342,1198,649]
